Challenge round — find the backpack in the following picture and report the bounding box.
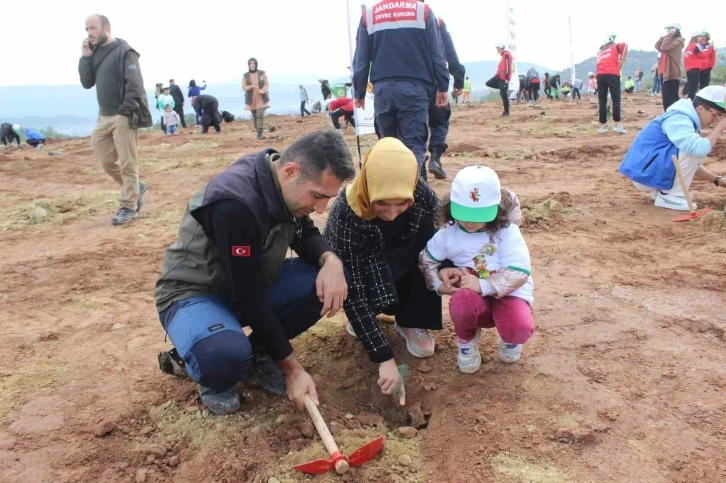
[221,111,235,123]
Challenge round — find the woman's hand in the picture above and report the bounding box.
[378,359,405,406]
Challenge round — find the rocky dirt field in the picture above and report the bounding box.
[1,95,726,483]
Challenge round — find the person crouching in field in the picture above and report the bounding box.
[618,86,726,211]
[419,166,535,374]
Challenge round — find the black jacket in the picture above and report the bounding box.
[0,123,20,147]
[170,84,185,106]
[196,95,221,125]
[438,18,465,89]
[324,181,439,362]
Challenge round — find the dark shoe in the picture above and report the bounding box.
[111,207,138,225]
[420,161,427,180]
[249,352,286,396]
[136,181,147,213]
[158,349,188,378]
[256,130,266,140]
[197,384,241,415]
[428,148,447,180]
[501,112,510,117]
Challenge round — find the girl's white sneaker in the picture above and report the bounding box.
[498,338,522,363]
[457,329,482,374]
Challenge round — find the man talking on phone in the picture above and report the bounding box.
[79,14,152,226]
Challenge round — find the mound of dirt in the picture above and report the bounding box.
[546,144,624,161]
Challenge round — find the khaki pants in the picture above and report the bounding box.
[633,153,702,198]
[92,115,140,210]
[251,108,267,131]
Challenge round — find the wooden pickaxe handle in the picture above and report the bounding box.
[671,155,696,215]
[303,394,349,474]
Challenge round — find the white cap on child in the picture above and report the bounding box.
[450,166,502,223]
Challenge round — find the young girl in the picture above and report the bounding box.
[587,72,597,102]
[419,166,535,374]
[163,104,181,135]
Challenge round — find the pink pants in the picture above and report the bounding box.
[449,289,535,344]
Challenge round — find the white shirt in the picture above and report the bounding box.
[425,222,534,303]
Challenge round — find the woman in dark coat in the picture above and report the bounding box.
[194,94,221,134]
[324,138,441,406]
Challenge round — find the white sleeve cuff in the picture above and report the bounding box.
[433,279,443,294]
[479,279,497,297]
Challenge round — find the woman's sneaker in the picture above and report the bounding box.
[457,329,481,374]
[394,325,435,358]
[498,338,522,363]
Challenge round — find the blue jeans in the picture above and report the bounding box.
[166,124,177,134]
[159,258,323,391]
[653,75,662,94]
[373,80,432,167]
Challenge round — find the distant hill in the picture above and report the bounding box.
[0,59,555,137]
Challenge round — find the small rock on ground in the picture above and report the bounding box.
[94,420,117,437]
[396,426,418,439]
[554,428,598,445]
[398,454,412,467]
[135,468,148,483]
[329,421,344,435]
[356,412,384,427]
[408,402,427,429]
[300,421,315,439]
[28,206,51,225]
[417,361,432,373]
[268,478,281,483]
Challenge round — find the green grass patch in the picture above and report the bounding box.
[0,360,71,422]
[0,190,117,230]
[492,452,573,482]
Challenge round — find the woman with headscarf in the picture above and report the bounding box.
[324,138,441,406]
[187,80,207,126]
[656,23,685,112]
[242,58,271,140]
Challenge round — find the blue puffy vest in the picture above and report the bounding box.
[618,111,696,190]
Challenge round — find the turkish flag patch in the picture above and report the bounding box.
[231,246,251,257]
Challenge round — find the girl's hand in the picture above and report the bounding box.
[459,274,482,294]
[378,359,405,406]
[438,267,465,289]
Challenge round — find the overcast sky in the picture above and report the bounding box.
[2,0,725,87]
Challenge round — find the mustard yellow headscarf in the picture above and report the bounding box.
[346,137,419,220]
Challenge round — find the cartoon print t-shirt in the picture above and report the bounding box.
[425,222,534,303]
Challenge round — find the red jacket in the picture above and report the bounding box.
[329,97,354,112]
[496,50,513,81]
[683,42,703,71]
[702,45,717,70]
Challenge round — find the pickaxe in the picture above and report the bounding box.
[293,395,384,475]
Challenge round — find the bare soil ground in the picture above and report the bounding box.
[2,94,726,483]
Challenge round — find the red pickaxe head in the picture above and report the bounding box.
[292,436,384,475]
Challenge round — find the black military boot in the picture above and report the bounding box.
[420,156,428,181]
[428,148,446,180]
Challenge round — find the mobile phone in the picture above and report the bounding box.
[87,37,97,52]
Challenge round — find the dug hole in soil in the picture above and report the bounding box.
[2,95,726,482]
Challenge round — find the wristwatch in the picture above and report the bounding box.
[715,176,723,187]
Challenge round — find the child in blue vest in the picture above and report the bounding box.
[618,85,726,210]
[419,166,535,374]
